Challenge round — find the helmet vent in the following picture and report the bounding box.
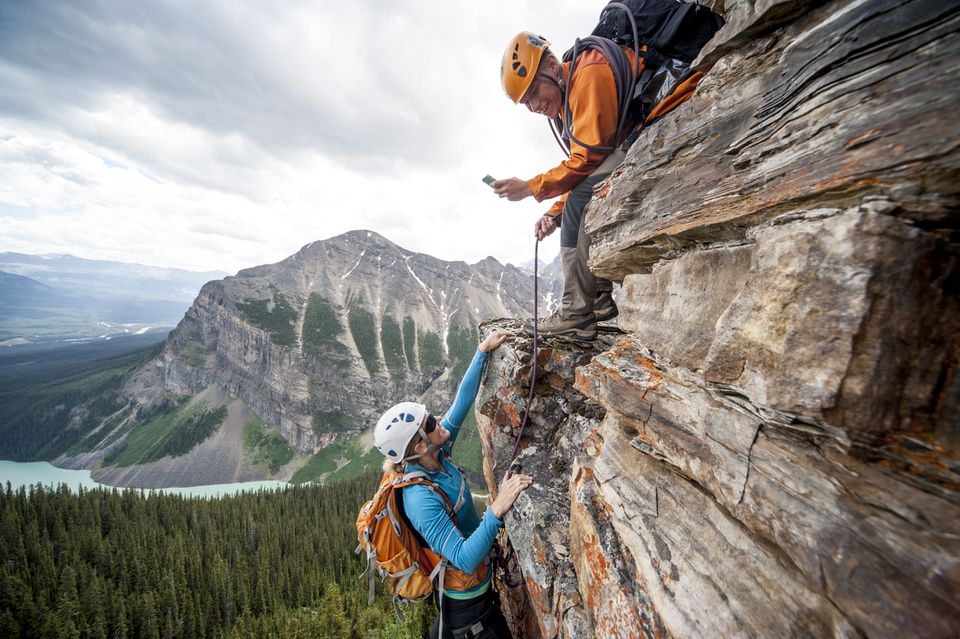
[388,449,397,458]
[511,51,527,77]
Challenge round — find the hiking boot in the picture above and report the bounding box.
[594,291,619,322]
[523,311,597,340]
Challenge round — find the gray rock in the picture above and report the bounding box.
[475,0,960,636]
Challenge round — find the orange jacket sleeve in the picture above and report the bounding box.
[545,195,566,219]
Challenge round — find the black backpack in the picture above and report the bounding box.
[592,0,724,63]
[551,0,724,154]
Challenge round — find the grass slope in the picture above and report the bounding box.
[243,417,294,474]
[103,398,228,467]
[292,433,382,484]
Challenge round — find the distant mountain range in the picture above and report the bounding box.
[0,252,227,301]
[0,252,228,344]
[31,230,564,488]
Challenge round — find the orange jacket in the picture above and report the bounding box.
[527,48,701,218]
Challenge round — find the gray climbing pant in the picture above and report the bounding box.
[557,148,626,320]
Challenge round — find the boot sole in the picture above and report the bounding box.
[523,325,597,340]
[594,307,619,322]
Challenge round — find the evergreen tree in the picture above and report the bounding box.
[318,582,349,639]
[0,476,433,638]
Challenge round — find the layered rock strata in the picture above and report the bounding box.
[477,0,959,636]
[157,230,548,454]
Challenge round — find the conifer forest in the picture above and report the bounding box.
[0,474,434,638]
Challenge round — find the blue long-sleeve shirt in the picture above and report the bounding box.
[403,349,501,597]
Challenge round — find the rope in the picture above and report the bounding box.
[554,3,642,155]
[505,237,540,476]
[494,237,541,591]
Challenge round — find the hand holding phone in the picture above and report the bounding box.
[482,175,496,186]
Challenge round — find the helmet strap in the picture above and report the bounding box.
[534,71,564,95]
[401,428,439,462]
[530,49,563,95]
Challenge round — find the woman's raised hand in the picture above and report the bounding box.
[490,472,533,519]
[479,329,510,353]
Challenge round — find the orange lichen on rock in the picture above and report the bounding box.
[591,493,613,522]
[524,574,558,638]
[583,532,610,586]
[573,367,599,397]
[876,430,960,493]
[547,372,565,389]
[594,594,659,639]
[533,534,550,568]
[585,428,604,458]
[593,178,613,201]
[571,465,664,639]
[504,401,521,429]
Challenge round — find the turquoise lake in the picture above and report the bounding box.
[0,460,290,498]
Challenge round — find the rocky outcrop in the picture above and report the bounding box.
[476,322,626,639]
[478,0,959,637]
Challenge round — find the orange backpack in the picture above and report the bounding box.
[356,469,489,609]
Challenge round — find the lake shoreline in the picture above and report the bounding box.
[0,459,291,498]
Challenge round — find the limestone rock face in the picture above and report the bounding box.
[159,230,551,455]
[477,0,959,636]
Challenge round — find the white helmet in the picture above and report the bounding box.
[374,402,428,463]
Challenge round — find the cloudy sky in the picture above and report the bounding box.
[0,1,601,273]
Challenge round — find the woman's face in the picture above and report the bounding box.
[422,413,450,449]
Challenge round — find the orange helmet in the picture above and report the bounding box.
[500,32,551,103]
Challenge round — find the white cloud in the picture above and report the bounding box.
[0,1,600,272]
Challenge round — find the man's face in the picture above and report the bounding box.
[521,76,562,119]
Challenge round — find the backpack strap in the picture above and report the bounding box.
[399,469,458,639]
[397,473,459,523]
[387,562,421,601]
[432,558,449,637]
[559,35,638,154]
[399,469,430,482]
[652,1,693,53]
[441,453,469,513]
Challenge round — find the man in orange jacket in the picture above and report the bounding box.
[492,31,698,340]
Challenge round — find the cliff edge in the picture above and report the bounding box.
[476,0,959,637]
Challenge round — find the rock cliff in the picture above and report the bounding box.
[59,230,562,486]
[476,0,959,637]
[160,231,558,452]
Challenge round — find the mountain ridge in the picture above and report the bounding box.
[45,229,561,487]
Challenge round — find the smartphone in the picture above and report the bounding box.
[482,175,496,186]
